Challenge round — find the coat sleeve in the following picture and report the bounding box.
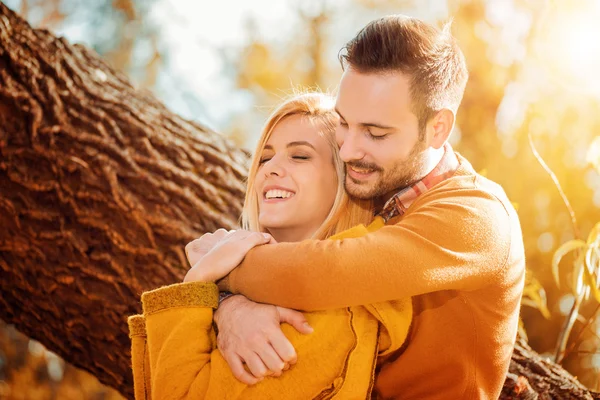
[128,314,152,400]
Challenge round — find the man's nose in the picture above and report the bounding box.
[338,131,365,162]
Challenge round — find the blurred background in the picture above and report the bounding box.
[0,0,599,398]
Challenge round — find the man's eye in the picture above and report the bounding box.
[368,131,387,141]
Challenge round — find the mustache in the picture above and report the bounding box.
[346,161,383,172]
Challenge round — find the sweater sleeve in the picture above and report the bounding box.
[227,192,513,311]
[142,281,249,400]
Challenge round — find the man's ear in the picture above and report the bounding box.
[427,109,455,149]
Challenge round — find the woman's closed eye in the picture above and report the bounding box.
[259,157,272,165]
[291,154,310,161]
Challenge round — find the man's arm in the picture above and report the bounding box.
[226,193,514,311]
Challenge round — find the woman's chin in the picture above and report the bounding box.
[259,220,290,231]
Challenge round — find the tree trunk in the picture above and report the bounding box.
[0,3,248,398]
[0,3,597,399]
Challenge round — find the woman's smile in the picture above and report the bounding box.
[263,185,296,203]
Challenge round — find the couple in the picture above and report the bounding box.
[128,14,525,400]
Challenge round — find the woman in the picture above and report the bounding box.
[128,93,412,399]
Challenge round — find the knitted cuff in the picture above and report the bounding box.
[128,314,147,338]
[141,281,219,315]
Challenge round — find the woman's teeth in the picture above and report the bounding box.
[265,189,295,199]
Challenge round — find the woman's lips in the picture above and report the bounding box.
[263,187,296,203]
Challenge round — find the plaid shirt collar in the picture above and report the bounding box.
[377,143,459,222]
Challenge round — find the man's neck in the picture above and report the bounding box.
[377,146,447,208]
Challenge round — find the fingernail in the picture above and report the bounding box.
[304,322,313,332]
[262,233,270,239]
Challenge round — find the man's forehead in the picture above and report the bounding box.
[335,71,413,124]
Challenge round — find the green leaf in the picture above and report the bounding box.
[583,258,600,304]
[522,271,551,319]
[587,222,600,245]
[573,252,586,297]
[553,239,586,288]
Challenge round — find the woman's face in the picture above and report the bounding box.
[255,114,338,241]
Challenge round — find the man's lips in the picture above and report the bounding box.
[347,164,379,180]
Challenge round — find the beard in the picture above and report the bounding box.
[344,139,428,200]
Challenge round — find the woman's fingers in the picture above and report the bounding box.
[184,230,271,282]
[185,229,232,266]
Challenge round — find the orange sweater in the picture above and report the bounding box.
[225,154,525,399]
[128,221,413,399]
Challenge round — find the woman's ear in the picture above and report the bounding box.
[427,109,455,149]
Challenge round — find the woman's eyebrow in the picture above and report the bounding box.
[287,141,316,150]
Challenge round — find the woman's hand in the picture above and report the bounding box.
[184,230,274,283]
[185,229,231,268]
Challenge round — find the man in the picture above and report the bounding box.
[213,15,525,399]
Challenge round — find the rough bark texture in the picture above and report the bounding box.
[0,3,598,399]
[0,3,247,398]
[500,336,600,399]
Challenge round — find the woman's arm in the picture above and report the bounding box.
[140,282,378,400]
[142,282,250,399]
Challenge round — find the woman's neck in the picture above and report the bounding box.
[266,224,319,243]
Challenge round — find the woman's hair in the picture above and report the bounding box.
[241,92,373,240]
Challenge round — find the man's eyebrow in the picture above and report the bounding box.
[335,108,395,130]
[360,121,396,130]
[287,141,316,150]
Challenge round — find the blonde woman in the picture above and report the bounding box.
[128,93,412,399]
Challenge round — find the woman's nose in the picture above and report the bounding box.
[262,157,286,177]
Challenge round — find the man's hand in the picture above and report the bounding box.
[214,295,313,385]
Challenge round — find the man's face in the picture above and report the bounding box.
[335,68,430,201]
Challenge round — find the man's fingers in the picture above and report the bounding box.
[243,352,270,379]
[221,351,261,385]
[278,307,313,335]
[255,344,286,376]
[268,331,298,366]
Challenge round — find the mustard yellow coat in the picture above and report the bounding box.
[128,218,412,400]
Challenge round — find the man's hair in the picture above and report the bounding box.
[339,15,469,132]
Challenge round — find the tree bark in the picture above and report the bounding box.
[0,3,248,398]
[0,3,597,399]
